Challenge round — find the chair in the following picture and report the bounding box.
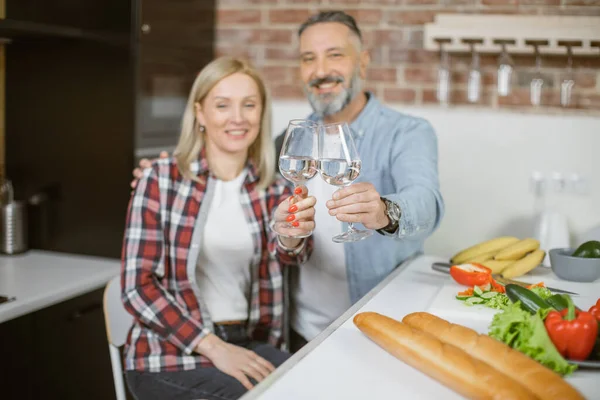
[103,275,134,400]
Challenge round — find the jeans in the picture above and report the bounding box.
[290,329,308,353]
[126,324,290,400]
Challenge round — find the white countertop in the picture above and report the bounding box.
[0,250,121,324]
[242,255,600,400]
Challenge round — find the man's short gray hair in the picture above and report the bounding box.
[298,10,363,44]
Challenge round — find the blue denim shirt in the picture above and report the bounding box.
[307,94,445,302]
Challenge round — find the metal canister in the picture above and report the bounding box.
[0,200,28,254]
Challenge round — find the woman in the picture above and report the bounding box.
[121,57,316,400]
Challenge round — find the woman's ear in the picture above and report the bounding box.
[194,102,206,127]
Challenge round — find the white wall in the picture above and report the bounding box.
[271,100,600,258]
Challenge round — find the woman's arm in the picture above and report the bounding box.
[121,166,208,355]
[267,181,314,266]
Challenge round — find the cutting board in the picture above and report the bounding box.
[426,282,501,334]
[427,282,599,335]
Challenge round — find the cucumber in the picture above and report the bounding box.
[466,297,484,305]
[546,294,581,312]
[546,294,568,311]
[505,284,551,314]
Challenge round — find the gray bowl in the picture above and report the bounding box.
[549,248,600,282]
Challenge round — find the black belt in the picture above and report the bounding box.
[213,321,249,345]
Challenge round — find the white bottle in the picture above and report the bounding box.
[532,172,570,267]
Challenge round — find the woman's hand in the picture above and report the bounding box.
[131,151,169,189]
[195,334,275,390]
[272,185,316,247]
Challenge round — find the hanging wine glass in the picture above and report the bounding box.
[466,41,482,104]
[496,40,515,97]
[436,38,451,106]
[560,42,576,108]
[529,43,545,107]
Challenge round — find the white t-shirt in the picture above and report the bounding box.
[196,170,254,323]
[291,177,351,340]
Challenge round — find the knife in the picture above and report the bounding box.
[431,262,579,295]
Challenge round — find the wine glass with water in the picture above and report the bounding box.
[318,122,373,243]
[278,119,318,238]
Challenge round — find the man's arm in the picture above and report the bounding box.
[325,118,444,242]
[382,118,445,241]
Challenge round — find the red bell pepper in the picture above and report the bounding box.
[589,298,600,322]
[449,263,492,287]
[526,282,545,289]
[490,278,506,293]
[544,295,598,361]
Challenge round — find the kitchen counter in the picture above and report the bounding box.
[241,255,600,400]
[0,250,120,324]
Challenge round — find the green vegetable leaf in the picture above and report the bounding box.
[480,291,498,299]
[486,294,511,310]
[530,286,553,300]
[489,302,577,376]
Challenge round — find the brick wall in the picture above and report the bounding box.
[215,0,600,112]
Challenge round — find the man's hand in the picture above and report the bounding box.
[272,185,316,247]
[326,182,389,230]
[131,151,169,189]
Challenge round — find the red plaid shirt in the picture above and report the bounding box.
[121,156,311,372]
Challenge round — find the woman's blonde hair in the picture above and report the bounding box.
[174,56,274,190]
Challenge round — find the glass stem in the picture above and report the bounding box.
[347,222,356,233]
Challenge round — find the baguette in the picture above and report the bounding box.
[353,312,537,400]
[403,312,584,400]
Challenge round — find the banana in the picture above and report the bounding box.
[465,250,498,263]
[501,249,545,278]
[494,238,540,261]
[451,236,520,265]
[479,259,514,274]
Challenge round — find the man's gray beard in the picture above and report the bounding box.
[304,70,363,118]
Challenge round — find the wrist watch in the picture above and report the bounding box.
[379,197,401,234]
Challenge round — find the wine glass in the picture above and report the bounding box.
[318,122,373,243]
[560,43,575,108]
[530,43,544,107]
[436,39,451,106]
[278,119,318,238]
[496,40,514,97]
[467,42,481,104]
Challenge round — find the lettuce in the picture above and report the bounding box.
[485,293,510,310]
[530,286,553,300]
[488,302,577,376]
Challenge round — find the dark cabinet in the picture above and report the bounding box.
[0,309,36,399]
[134,0,215,155]
[0,2,216,398]
[0,288,115,400]
[3,0,215,259]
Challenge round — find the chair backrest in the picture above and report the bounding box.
[103,275,134,400]
[103,275,134,347]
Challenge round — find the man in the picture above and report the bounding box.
[134,11,444,353]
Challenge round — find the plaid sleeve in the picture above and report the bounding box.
[121,166,207,355]
[266,178,313,266]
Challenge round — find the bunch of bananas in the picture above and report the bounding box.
[451,237,545,278]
